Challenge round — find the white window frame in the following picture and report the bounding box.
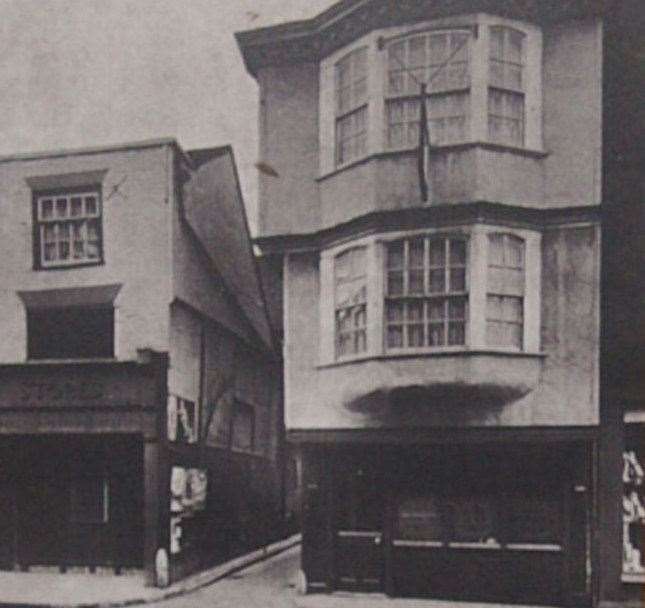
[318,225,541,366]
[334,47,369,166]
[35,190,103,268]
[318,14,543,177]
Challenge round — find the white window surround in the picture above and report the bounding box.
[319,13,543,177]
[319,225,541,366]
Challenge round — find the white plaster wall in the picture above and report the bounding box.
[0,145,173,362]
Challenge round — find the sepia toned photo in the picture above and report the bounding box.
[0,1,642,607]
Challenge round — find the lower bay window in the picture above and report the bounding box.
[321,226,539,364]
[385,237,467,349]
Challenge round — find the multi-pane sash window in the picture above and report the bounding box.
[486,233,525,348]
[335,47,368,165]
[488,26,525,146]
[335,247,367,358]
[35,191,102,267]
[386,31,471,148]
[385,236,467,349]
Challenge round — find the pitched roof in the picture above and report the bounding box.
[182,146,277,353]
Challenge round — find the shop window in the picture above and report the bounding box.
[335,47,368,165]
[397,495,444,541]
[231,402,255,452]
[27,306,114,360]
[335,247,367,358]
[386,30,471,148]
[385,236,467,349]
[487,233,525,349]
[70,477,109,524]
[34,189,103,268]
[623,448,645,579]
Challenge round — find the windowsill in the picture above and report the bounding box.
[622,573,645,584]
[21,357,118,365]
[317,142,548,182]
[318,348,546,369]
[34,260,105,272]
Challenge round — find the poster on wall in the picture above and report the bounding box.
[623,450,645,578]
[170,466,208,555]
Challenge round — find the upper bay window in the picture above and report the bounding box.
[335,47,368,166]
[34,189,103,268]
[488,26,526,146]
[320,15,542,175]
[386,30,471,148]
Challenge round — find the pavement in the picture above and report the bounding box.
[0,538,561,608]
[128,545,554,608]
[0,534,301,608]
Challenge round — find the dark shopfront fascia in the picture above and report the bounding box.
[0,352,168,583]
[297,428,596,607]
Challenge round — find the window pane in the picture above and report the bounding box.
[70,477,108,523]
[70,197,83,217]
[387,241,405,269]
[388,325,404,348]
[407,301,423,322]
[450,268,466,292]
[387,301,405,323]
[428,323,445,346]
[448,322,465,345]
[429,300,445,321]
[408,324,425,347]
[429,239,446,266]
[409,270,424,294]
[409,239,425,267]
[40,199,53,219]
[429,269,445,293]
[56,198,68,218]
[397,496,444,541]
[388,271,404,296]
[450,239,466,265]
[449,298,466,320]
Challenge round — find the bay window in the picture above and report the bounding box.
[320,16,542,176]
[385,236,467,349]
[321,226,539,365]
[335,47,368,165]
[486,233,525,349]
[386,30,471,148]
[488,26,526,146]
[335,247,367,357]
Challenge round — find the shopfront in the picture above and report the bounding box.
[301,436,595,606]
[0,435,143,571]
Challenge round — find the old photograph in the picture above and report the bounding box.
[0,1,642,607]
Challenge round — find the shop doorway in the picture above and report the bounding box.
[333,452,384,591]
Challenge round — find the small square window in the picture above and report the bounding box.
[34,189,103,268]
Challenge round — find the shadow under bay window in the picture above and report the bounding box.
[27,306,115,360]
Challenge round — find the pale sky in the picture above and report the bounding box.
[0,0,336,232]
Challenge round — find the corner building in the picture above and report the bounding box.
[0,139,283,586]
[237,1,614,605]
